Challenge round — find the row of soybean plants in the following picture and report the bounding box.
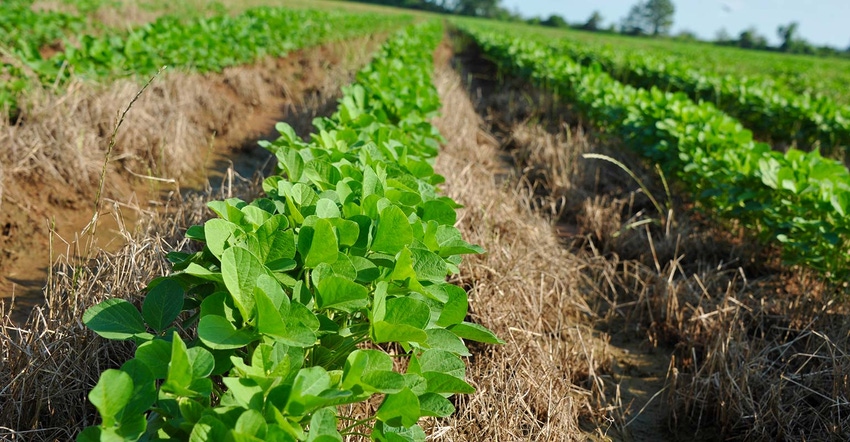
[544,36,850,156]
[79,21,500,442]
[0,0,90,112]
[457,21,850,279]
[0,5,406,117]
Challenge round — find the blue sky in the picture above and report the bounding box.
[499,0,850,49]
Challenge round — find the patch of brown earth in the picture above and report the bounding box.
[0,34,385,322]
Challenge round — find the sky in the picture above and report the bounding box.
[498,0,850,49]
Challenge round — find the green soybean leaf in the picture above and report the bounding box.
[343,349,393,381]
[372,297,430,344]
[187,347,215,379]
[222,377,264,410]
[422,372,475,394]
[448,321,504,344]
[305,159,341,189]
[118,359,157,419]
[163,333,193,396]
[418,392,455,417]
[83,299,146,341]
[372,321,427,345]
[258,218,296,264]
[414,349,465,379]
[198,315,255,350]
[204,218,238,258]
[385,297,430,328]
[388,247,422,291]
[189,415,230,442]
[371,281,388,322]
[222,246,270,320]
[410,248,447,282]
[435,226,484,256]
[135,339,172,379]
[403,373,428,397]
[286,366,332,416]
[371,205,413,254]
[178,397,205,425]
[184,263,224,282]
[298,219,339,268]
[362,166,384,198]
[255,285,316,347]
[328,218,360,247]
[76,426,101,442]
[419,200,456,225]
[208,199,246,223]
[351,255,380,282]
[185,225,204,240]
[88,369,133,427]
[435,285,468,327]
[375,387,420,428]
[330,253,358,280]
[142,279,184,333]
[235,409,267,439]
[290,302,321,332]
[424,328,471,356]
[316,275,368,313]
[306,408,342,442]
[315,198,341,219]
[200,291,238,323]
[276,145,305,183]
[291,183,320,208]
[361,371,405,394]
[372,422,426,442]
[242,205,272,228]
[116,413,146,440]
[257,273,286,310]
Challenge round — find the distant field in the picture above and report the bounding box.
[464,18,850,105]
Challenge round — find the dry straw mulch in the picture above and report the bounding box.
[427,61,613,441]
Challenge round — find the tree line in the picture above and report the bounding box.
[347,0,850,59]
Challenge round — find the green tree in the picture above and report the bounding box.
[451,0,500,17]
[541,13,568,28]
[738,27,768,49]
[777,22,799,52]
[622,0,676,36]
[580,11,604,31]
[715,27,732,44]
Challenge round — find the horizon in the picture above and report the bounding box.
[499,0,849,50]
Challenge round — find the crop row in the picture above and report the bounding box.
[547,37,850,156]
[457,22,850,277]
[0,0,89,51]
[80,21,498,442]
[0,5,405,117]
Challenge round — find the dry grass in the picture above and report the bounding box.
[426,59,613,441]
[1,35,379,193]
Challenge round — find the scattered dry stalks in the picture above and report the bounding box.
[425,57,613,441]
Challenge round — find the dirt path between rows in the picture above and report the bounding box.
[0,35,384,323]
[429,37,728,440]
